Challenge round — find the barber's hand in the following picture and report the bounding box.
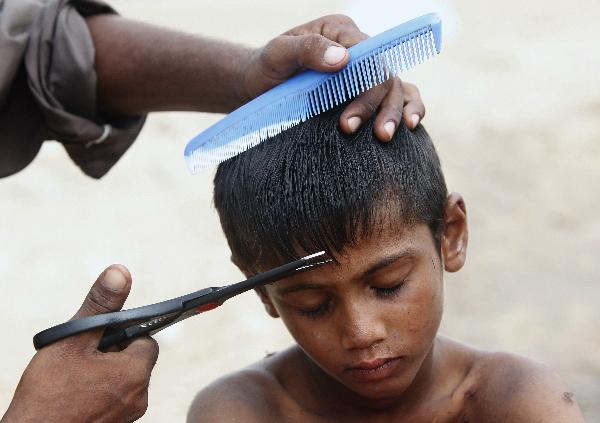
[1,265,159,423]
[243,14,425,142]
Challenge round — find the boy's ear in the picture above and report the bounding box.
[254,286,280,318]
[441,193,468,272]
[230,255,280,318]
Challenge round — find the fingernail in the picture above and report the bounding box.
[384,121,396,140]
[102,268,127,292]
[411,114,420,128]
[324,46,346,65]
[347,116,362,132]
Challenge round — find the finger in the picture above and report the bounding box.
[320,15,369,47]
[288,14,368,48]
[72,265,132,319]
[260,33,349,80]
[339,80,391,136]
[372,78,405,142]
[129,391,150,423]
[123,337,160,376]
[400,82,426,129]
[68,264,132,347]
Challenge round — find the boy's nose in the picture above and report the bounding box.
[339,303,387,350]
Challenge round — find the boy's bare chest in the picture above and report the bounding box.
[274,390,475,423]
[272,407,473,423]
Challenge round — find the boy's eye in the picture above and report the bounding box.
[300,299,331,319]
[372,281,406,298]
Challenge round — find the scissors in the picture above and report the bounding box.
[33,251,332,351]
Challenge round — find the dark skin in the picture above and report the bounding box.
[188,194,586,422]
[1,265,158,423]
[2,13,427,422]
[87,14,425,142]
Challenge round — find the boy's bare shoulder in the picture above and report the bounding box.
[467,349,585,422]
[186,352,289,423]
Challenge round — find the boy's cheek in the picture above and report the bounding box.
[402,281,443,338]
[276,309,339,356]
[277,309,325,340]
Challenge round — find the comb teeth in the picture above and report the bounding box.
[307,27,438,113]
[185,14,442,173]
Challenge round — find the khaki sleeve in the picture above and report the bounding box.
[0,0,146,179]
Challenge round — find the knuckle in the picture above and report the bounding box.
[258,40,279,68]
[387,101,404,116]
[304,33,325,52]
[381,78,394,91]
[131,397,149,421]
[366,99,379,114]
[357,96,379,116]
[149,338,160,358]
[138,398,149,415]
[330,14,356,25]
[139,338,160,363]
[128,358,150,383]
[403,81,420,97]
[388,91,405,114]
[320,14,363,45]
[301,34,326,65]
[86,285,117,314]
[142,336,159,351]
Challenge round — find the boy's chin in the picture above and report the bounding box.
[334,358,422,403]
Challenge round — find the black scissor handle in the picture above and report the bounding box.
[97,310,184,350]
[33,288,215,350]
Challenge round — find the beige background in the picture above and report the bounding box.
[1,0,599,421]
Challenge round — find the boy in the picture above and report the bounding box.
[188,108,585,422]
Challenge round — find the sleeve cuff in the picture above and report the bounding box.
[24,0,146,178]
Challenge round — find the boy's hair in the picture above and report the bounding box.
[214,108,448,274]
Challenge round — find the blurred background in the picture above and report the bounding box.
[1,0,598,420]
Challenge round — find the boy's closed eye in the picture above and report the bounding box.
[284,290,330,315]
[277,268,413,319]
[371,282,407,298]
[280,279,410,320]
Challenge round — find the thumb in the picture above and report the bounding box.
[262,34,349,79]
[72,264,132,320]
[67,265,132,348]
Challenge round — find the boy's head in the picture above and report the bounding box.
[214,108,468,399]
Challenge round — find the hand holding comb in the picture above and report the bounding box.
[185,13,442,172]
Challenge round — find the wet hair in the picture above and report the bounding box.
[214,107,448,274]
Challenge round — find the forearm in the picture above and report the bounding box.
[86,15,253,116]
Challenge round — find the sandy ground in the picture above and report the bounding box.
[1,0,599,421]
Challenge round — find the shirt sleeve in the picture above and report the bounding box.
[0,0,146,179]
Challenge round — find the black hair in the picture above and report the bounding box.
[214,107,448,274]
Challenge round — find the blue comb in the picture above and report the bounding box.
[185,13,442,173]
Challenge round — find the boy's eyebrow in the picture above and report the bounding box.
[362,250,414,278]
[279,282,326,295]
[278,250,414,295]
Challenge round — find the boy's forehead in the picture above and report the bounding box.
[270,224,434,286]
[236,220,435,277]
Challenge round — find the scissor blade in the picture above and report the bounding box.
[184,251,332,310]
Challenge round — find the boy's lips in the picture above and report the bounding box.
[344,356,404,382]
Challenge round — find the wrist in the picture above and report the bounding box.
[232,47,258,108]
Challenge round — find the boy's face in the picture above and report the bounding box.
[253,194,467,400]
